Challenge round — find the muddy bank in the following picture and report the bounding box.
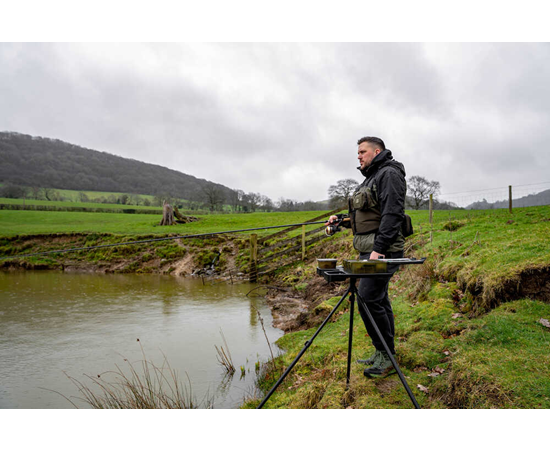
[264,275,348,333]
[0,233,250,282]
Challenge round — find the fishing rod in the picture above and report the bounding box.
[0,220,337,261]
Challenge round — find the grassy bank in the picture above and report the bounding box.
[245,205,550,408]
[2,205,549,408]
[0,210,332,275]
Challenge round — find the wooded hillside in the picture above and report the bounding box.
[0,131,233,202]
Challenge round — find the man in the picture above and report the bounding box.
[327,136,406,378]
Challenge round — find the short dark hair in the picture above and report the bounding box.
[357,136,385,151]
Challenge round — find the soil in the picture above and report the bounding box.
[265,276,348,333]
[483,266,550,310]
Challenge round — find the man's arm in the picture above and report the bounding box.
[372,169,406,254]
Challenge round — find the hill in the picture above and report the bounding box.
[0,131,234,202]
[466,189,550,209]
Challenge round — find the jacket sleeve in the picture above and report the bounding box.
[372,168,406,254]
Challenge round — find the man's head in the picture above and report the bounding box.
[357,136,385,170]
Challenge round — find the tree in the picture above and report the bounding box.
[228,189,244,212]
[328,178,359,208]
[201,185,225,212]
[260,195,274,212]
[407,175,441,210]
[247,192,262,212]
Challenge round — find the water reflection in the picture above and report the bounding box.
[0,271,283,409]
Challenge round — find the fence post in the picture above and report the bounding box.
[250,234,258,282]
[302,225,306,260]
[509,185,513,214]
[429,194,434,244]
[429,194,433,225]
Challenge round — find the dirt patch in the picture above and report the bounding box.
[265,277,347,333]
[512,267,550,302]
[172,254,195,276]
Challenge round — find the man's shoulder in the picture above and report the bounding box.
[376,162,405,180]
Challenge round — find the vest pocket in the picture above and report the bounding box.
[352,186,377,210]
[353,233,375,253]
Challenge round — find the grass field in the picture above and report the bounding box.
[1,188,157,204]
[0,209,332,238]
[1,203,549,408]
[0,196,161,211]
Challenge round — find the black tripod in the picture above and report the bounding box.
[257,262,424,409]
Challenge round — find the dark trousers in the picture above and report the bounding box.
[356,250,403,355]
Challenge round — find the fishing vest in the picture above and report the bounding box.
[348,176,406,254]
[348,177,381,235]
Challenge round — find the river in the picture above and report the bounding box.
[0,271,284,409]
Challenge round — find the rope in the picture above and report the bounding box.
[0,220,328,261]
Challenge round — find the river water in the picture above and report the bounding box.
[0,271,284,409]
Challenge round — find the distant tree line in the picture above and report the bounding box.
[0,181,328,213]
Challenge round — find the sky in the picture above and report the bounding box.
[2,42,550,204]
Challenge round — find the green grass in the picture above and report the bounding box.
[0,210,331,238]
[2,203,549,408]
[242,205,550,409]
[2,188,157,204]
[406,205,550,312]
[0,196,161,210]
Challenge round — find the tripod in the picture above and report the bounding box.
[257,266,422,409]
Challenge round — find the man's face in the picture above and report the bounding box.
[358,142,380,170]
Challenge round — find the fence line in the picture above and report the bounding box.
[249,207,344,281]
[426,181,550,210]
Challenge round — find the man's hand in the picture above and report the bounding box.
[325,215,339,226]
[369,251,385,260]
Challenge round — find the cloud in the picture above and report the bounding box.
[1,42,549,203]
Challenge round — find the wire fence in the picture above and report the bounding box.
[432,181,550,210]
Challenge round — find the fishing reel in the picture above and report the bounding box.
[324,214,349,236]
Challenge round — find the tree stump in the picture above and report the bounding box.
[174,206,199,224]
[159,201,175,226]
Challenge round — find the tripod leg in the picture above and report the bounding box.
[346,288,355,388]
[356,293,421,409]
[257,285,352,409]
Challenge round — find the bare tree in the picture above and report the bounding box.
[201,185,225,212]
[260,195,274,212]
[407,175,441,210]
[328,178,359,208]
[228,189,244,212]
[247,192,262,212]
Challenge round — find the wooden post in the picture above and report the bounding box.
[429,194,433,225]
[250,234,258,282]
[509,185,513,214]
[302,225,306,260]
[429,194,433,244]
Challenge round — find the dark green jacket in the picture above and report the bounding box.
[348,149,407,254]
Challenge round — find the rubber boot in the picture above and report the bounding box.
[356,349,380,365]
[363,351,397,378]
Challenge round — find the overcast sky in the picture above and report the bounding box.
[1,42,549,203]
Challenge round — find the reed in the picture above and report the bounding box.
[214,330,236,374]
[62,340,213,409]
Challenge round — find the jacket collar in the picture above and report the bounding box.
[358,149,393,178]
